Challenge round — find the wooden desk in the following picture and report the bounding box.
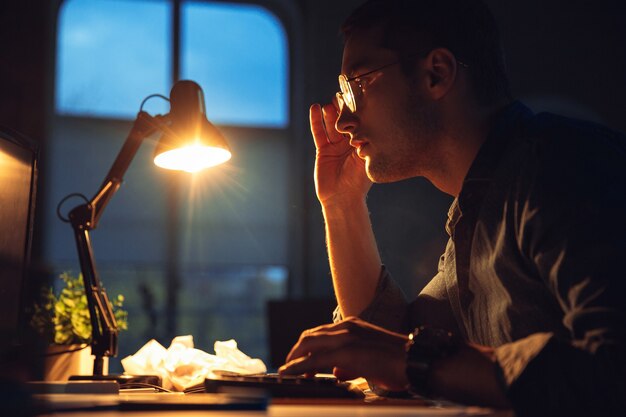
[36,393,514,417]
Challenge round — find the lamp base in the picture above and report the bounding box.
[69,374,162,388]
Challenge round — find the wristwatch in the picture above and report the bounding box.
[405,326,459,397]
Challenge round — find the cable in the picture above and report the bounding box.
[120,383,173,393]
[56,93,169,225]
[56,192,89,223]
[139,94,170,112]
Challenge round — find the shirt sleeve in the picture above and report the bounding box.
[332,265,408,333]
[496,126,626,416]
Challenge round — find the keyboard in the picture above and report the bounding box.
[186,371,362,398]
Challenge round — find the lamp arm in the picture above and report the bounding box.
[67,111,168,375]
[90,111,169,228]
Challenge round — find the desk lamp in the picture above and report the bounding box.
[64,80,231,378]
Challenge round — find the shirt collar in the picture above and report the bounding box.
[463,100,534,184]
[448,101,534,232]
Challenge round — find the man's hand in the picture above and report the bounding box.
[311,102,371,206]
[278,317,409,391]
[279,317,511,408]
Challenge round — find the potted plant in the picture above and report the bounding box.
[30,272,128,380]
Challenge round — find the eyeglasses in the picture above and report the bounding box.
[336,60,401,114]
[336,58,469,114]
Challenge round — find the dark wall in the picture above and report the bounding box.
[0,0,59,387]
[0,1,53,139]
[0,0,59,264]
[488,0,626,131]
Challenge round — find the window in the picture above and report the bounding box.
[55,0,288,126]
[182,1,288,127]
[56,0,172,118]
[46,0,290,370]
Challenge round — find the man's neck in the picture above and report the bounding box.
[427,99,512,197]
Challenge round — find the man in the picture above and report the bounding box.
[278,0,625,415]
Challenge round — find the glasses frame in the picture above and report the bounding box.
[337,60,402,114]
[336,58,469,114]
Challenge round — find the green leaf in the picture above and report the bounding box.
[30,271,129,345]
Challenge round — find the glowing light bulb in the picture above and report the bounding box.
[154,144,231,173]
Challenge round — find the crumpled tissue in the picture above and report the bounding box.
[121,335,266,391]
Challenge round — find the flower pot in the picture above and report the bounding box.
[44,344,109,381]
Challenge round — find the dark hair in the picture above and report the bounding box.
[341,0,511,105]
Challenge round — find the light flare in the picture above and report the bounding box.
[154,144,232,173]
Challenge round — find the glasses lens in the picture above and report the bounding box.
[338,75,356,113]
[336,92,345,112]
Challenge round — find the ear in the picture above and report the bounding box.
[423,48,458,100]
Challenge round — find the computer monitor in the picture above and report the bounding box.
[0,126,38,345]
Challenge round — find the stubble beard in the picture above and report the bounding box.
[365,91,443,183]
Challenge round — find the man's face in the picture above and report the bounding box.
[336,26,443,183]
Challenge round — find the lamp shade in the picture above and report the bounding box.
[154,80,232,173]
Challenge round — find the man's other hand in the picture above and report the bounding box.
[278,317,409,391]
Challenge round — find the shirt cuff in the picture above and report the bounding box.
[494,332,552,387]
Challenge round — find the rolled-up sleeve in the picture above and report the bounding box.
[332,266,408,333]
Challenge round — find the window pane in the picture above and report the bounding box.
[178,265,287,361]
[182,1,288,127]
[56,0,171,118]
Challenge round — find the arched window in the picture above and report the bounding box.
[182,1,288,127]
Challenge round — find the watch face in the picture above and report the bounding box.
[408,327,458,360]
[405,326,457,397]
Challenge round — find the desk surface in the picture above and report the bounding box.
[36,393,514,417]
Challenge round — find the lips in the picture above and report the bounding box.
[351,140,369,158]
[349,137,369,158]
[356,144,369,159]
[349,137,368,148]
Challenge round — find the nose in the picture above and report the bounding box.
[335,106,358,137]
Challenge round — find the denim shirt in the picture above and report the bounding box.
[336,102,626,416]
